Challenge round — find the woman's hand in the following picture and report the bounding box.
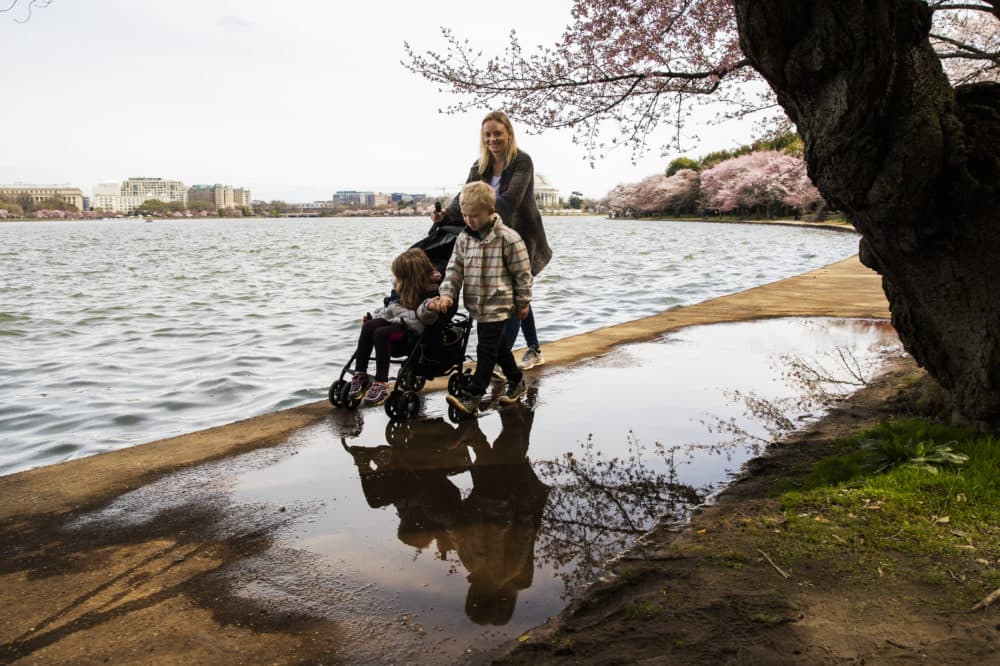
[516,304,529,320]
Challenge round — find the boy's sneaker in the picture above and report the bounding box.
[349,373,372,400]
[498,378,527,405]
[361,381,390,407]
[447,390,482,415]
[518,347,544,370]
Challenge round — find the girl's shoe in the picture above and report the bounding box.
[349,373,372,400]
[362,381,390,407]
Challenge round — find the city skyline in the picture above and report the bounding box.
[2,1,761,203]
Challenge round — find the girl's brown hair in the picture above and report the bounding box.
[477,110,520,177]
[392,248,434,310]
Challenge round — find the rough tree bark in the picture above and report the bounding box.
[734,0,1000,427]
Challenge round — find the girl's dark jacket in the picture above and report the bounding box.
[439,150,553,276]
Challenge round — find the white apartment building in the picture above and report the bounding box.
[92,177,187,213]
[188,184,252,209]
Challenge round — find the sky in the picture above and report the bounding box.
[1,0,763,202]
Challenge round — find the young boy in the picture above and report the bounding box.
[431,181,532,414]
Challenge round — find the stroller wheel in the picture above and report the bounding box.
[398,366,424,392]
[384,388,403,420]
[447,403,468,423]
[385,419,409,447]
[402,392,421,420]
[447,369,472,396]
[329,379,348,407]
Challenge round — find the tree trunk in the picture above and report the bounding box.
[733,0,1000,427]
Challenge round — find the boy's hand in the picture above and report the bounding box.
[433,296,453,312]
[516,304,530,320]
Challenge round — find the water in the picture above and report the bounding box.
[69,317,901,663]
[0,216,859,476]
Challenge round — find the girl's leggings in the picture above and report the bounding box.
[354,318,406,381]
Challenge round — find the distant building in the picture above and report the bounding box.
[0,185,84,211]
[93,177,187,213]
[391,192,428,203]
[366,193,390,208]
[334,190,391,208]
[189,184,252,209]
[122,177,187,205]
[302,200,337,210]
[333,190,369,207]
[534,173,560,208]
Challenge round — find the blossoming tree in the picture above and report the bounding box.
[406,1,1000,426]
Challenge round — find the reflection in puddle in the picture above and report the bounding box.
[72,317,901,662]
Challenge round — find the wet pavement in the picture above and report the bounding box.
[65,317,900,663]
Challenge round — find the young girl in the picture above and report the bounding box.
[349,248,440,407]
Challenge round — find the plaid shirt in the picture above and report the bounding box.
[439,215,532,323]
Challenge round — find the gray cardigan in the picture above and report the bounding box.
[442,150,553,276]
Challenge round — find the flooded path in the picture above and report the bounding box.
[0,257,893,665]
[47,317,898,663]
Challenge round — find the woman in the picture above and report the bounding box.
[433,110,552,370]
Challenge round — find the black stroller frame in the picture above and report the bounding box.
[329,311,475,421]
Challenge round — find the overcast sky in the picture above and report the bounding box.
[2,0,762,202]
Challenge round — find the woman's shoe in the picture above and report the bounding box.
[518,347,544,370]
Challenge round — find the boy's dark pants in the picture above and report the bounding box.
[470,320,522,396]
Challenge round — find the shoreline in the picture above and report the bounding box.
[0,255,893,664]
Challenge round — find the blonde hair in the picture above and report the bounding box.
[459,181,496,213]
[392,248,434,310]
[477,110,519,177]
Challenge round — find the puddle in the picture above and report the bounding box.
[71,317,901,663]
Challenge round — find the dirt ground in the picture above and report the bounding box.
[487,356,1000,664]
[8,255,992,664]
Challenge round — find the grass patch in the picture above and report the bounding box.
[761,418,1000,605]
[624,600,663,621]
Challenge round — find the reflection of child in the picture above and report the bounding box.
[431,182,533,414]
[349,248,440,407]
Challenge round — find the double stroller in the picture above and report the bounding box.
[328,218,475,421]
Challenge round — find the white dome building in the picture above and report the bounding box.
[533,173,560,209]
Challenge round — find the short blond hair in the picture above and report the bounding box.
[459,181,496,212]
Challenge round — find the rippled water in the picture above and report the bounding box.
[0,217,858,475]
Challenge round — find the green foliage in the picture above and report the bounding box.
[186,200,216,213]
[860,437,969,475]
[768,418,1000,599]
[624,600,662,621]
[751,130,803,156]
[136,199,185,215]
[666,156,699,176]
[690,130,804,170]
[0,198,24,215]
[35,197,77,212]
[568,190,584,209]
